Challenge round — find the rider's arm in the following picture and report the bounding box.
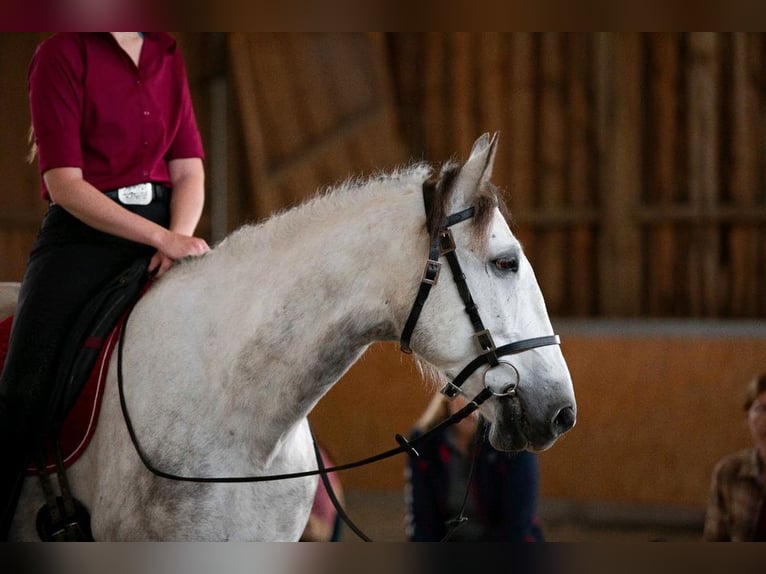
[44,167,208,261]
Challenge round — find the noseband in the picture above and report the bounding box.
[399,179,561,403]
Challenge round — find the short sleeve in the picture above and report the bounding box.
[166,52,204,161]
[28,35,85,174]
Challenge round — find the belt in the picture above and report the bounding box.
[104,183,171,205]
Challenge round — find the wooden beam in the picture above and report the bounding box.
[687,32,721,316]
[596,33,643,316]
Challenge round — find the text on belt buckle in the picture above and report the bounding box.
[117,183,153,206]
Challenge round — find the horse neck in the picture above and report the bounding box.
[199,179,428,455]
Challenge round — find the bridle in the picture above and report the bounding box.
[115,173,562,540]
[399,176,561,407]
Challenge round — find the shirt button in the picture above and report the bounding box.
[142,170,149,177]
[143,141,149,146]
[143,111,150,116]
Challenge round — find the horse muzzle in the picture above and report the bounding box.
[488,390,577,452]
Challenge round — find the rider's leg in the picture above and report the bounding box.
[0,204,160,540]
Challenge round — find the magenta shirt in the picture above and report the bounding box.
[28,33,204,201]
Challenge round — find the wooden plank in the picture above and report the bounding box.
[647,33,680,316]
[537,33,566,313]
[422,33,448,160]
[251,34,301,169]
[686,33,720,316]
[386,33,424,152]
[539,33,566,208]
[596,33,643,316]
[360,33,408,171]
[593,33,614,316]
[477,33,505,153]
[567,33,591,211]
[754,33,766,316]
[449,33,475,158]
[508,33,537,267]
[567,33,593,315]
[729,33,760,316]
[282,33,336,141]
[228,33,283,219]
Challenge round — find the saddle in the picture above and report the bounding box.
[0,257,151,540]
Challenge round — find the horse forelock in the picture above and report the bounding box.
[425,161,511,247]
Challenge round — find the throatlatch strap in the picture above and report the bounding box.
[399,235,441,354]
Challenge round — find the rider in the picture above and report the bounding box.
[0,32,210,539]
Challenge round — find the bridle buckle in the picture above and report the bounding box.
[440,381,463,400]
[439,229,456,255]
[474,329,496,353]
[421,259,442,286]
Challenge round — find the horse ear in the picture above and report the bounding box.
[453,133,499,207]
[468,132,494,160]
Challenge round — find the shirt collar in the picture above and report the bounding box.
[95,32,177,54]
[142,32,177,54]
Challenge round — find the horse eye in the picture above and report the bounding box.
[494,257,519,273]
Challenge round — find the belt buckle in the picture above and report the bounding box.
[117,183,152,206]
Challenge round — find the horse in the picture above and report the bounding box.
[6,134,576,541]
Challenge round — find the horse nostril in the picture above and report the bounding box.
[551,406,576,436]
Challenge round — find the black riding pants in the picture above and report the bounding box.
[0,200,169,539]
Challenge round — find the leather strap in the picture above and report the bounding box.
[399,196,476,353]
[441,335,561,398]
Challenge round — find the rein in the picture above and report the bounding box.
[118,312,493,484]
[115,174,562,541]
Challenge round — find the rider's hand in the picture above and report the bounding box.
[159,230,210,259]
[150,231,210,277]
[148,252,174,278]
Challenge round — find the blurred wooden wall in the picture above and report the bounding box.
[228,32,408,221]
[0,33,47,282]
[387,33,766,319]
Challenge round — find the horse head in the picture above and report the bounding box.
[407,134,576,452]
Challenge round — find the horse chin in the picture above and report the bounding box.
[488,423,559,453]
[487,401,561,453]
[487,423,529,452]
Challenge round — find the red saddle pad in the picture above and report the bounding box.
[0,315,118,474]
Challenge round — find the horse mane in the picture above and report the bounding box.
[208,159,510,264]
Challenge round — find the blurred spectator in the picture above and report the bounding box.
[704,373,766,541]
[405,393,544,541]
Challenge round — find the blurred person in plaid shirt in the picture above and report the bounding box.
[704,373,766,541]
